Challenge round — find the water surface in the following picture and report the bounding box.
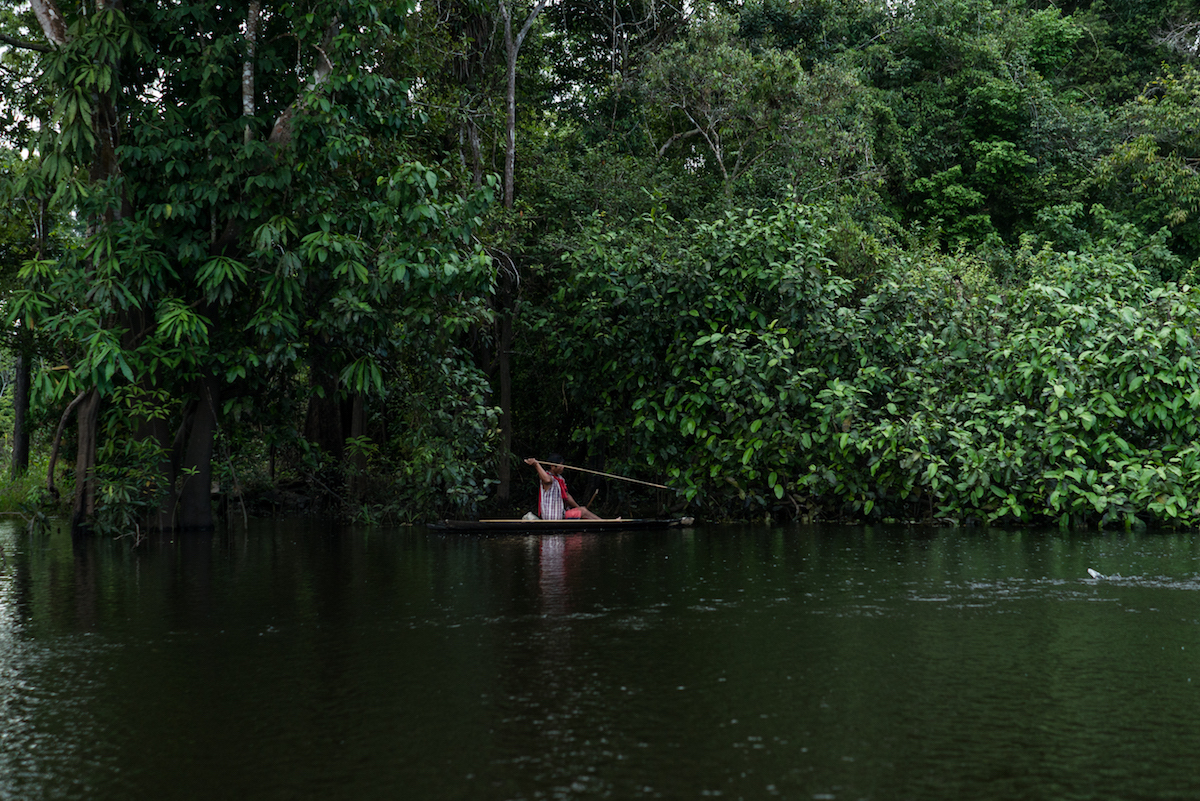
[1,520,1199,800]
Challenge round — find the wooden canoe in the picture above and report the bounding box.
[428,517,694,533]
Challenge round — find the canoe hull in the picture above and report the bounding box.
[428,517,693,533]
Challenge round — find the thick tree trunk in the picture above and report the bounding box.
[30,0,68,47]
[118,301,180,530]
[178,376,220,530]
[304,388,345,463]
[70,390,101,534]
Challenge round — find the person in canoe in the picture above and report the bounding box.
[525,454,601,520]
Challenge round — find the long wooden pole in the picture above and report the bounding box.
[537,461,669,490]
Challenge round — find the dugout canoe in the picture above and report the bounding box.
[428,517,694,533]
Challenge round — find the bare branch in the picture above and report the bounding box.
[309,17,341,88]
[1155,18,1200,58]
[656,127,701,157]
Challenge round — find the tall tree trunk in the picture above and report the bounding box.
[36,0,128,534]
[243,0,261,144]
[493,1,546,501]
[71,390,101,533]
[498,0,549,210]
[178,376,220,529]
[304,380,345,463]
[30,0,68,47]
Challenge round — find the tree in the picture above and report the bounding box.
[2,4,59,479]
[405,0,552,503]
[0,151,54,479]
[849,0,1090,246]
[12,0,496,532]
[1091,65,1200,273]
[534,200,843,510]
[643,8,807,198]
[499,0,549,209]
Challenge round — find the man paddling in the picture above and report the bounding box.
[525,454,601,520]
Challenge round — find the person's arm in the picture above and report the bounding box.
[524,457,553,487]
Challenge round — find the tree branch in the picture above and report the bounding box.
[499,0,550,207]
[681,106,728,187]
[1154,19,1200,58]
[46,390,88,499]
[657,127,702,157]
[268,16,341,145]
[514,0,550,51]
[0,33,52,53]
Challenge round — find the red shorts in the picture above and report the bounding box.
[564,508,583,519]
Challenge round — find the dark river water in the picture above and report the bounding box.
[2,518,1199,800]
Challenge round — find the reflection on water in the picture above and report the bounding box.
[1,520,1200,800]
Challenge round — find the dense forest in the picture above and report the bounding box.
[2,0,1200,532]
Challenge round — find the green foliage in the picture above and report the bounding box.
[1091,66,1200,271]
[543,194,1200,528]
[641,8,807,197]
[369,350,500,521]
[810,243,1200,528]
[6,0,499,529]
[0,453,60,536]
[9,0,1200,530]
[0,152,40,276]
[852,0,1103,248]
[739,0,887,67]
[87,386,174,536]
[538,199,844,511]
[0,6,51,151]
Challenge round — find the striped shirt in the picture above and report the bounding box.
[538,475,568,520]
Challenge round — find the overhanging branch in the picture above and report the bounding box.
[0,33,52,53]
